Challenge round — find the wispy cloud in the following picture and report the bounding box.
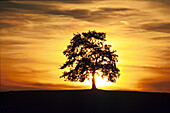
[48,0,95,4]
[1,79,87,91]
[0,39,29,45]
[122,65,170,70]
[99,7,134,12]
[46,7,141,23]
[131,63,170,93]
[0,1,53,12]
[151,36,170,40]
[141,22,170,33]
[139,78,170,93]
[4,0,97,4]
[47,9,90,19]
[0,0,142,23]
[0,23,17,29]
[137,0,170,7]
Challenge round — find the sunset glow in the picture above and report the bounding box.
[80,71,114,88]
[0,0,170,92]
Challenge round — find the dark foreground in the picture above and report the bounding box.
[1,89,170,113]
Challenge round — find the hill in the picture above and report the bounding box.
[1,89,170,113]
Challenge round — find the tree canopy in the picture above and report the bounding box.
[60,31,120,88]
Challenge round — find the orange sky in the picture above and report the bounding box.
[0,0,170,93]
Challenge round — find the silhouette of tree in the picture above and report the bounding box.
[60,31,120,90]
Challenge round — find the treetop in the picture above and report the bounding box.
[60,30,120,83]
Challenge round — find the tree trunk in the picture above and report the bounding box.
[92,70,97,90]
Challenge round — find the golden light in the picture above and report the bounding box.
[95,71,114,88]
[80,70,114,88]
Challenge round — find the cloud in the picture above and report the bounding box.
[155,0,170,6]
[1,84,41,91]
[0,0,144,27]
[23,82,83,89]
[47,7,140,22]
[137,0,170,6]
[141,22,170,33]
[121,65,170,70]
[0,39,29,45]
[5,0,96,4]
[48,0,94,4]
[99,7,134,12]
[1,79,87,91]
[135,64,170,93]
[47,9,90,19]
[0,1,53,30]
[13,69,50,75]
[0,23,17,29]
[139,78,170,93]
[1,56,57,68]
[0,1,52,12]
[0,0,95,14]
[151,36,170,40]
[120,21,130,25]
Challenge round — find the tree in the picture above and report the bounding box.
[60,31,120,90]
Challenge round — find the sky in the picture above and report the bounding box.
[0,0,170,92]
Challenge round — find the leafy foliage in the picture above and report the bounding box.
[60,31,120,83]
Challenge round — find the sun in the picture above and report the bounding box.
[80,70,113,88]
[95,71,113,88]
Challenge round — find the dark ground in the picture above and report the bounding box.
[1,89,170,113]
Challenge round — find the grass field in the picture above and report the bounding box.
[1,89,170,113]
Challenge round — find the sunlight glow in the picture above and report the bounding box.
[95,71,114,88]
[80,70,114,88]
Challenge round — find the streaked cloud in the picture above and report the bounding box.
[99,7,134,12]
[0,23,17,29]
[137,0,170,7]
[0,39,29,45]
[120,21,130,25]
[1,80,86,92]
[47,9,90,19]
[4,0,97,4]
[141,22,170,33]
[48,0,95,4]
[151,36,170,40]
[0,1,53,12]
[0,0,143,24]
[139,79,170,93]
[47,7,142,23]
